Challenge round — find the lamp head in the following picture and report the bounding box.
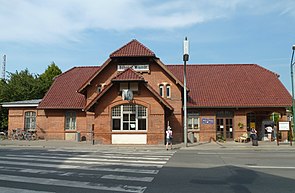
[183,37,189,55]
[292,45,295,51]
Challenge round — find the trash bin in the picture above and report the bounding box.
[76,132,80,142]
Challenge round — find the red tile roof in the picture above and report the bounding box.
[110,39,155,57]
[112,68,145,81]
[167,64,292,107]
[38,67,100,109]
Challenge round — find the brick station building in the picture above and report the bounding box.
[2,40,292,144]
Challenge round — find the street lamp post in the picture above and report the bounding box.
[290,45,295,133]
[183,37,189,147]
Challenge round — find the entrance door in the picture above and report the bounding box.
[216,118,233,141]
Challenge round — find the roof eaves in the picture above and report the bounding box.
[84,83,113,111]
[155,59,189,91]
[78,58,111,93]
[144,83,174,111]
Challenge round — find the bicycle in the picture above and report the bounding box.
[11,128,24,140]
[24,129,38,141]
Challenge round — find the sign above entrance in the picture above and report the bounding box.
[117,64,149,72]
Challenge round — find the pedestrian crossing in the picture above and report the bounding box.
[0,148,175,193]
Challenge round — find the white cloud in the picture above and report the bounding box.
[0,0,294,43]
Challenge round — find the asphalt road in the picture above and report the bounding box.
[147,148,295,193]
[0,146,294,193]
[0,147,175,193]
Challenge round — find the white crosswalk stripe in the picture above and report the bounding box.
[0,148,176,193]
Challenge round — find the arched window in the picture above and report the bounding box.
[65,111,76,130]
[159,84,164,97]
[166,84,171,98]
[24,111,36,130]
[112,104,147,131]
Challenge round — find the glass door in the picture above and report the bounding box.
[216,118,233,141]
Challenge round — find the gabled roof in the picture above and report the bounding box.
[167,64,292,108]
[84,82,173,112]
[112,68,145,82]
[110,39,156,58]
[38,67,100,109]
[84,83,113,111]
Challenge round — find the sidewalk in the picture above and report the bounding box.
[184,140,294,150]
[0,139,293,150]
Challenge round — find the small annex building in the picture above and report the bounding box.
[2,40,292,144]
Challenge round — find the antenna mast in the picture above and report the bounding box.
[2,55,6,80]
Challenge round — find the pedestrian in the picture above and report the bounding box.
[265,126,273,141]
[250,127,258,146]
[250,127,257,140]
[166,125,173,150]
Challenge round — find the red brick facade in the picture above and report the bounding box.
[3,40,292,144]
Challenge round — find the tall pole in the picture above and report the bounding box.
[290,45,295,133]
[183,37,189,147]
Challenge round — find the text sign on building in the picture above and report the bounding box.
[117,64,149,72]
[202,118,214,124]
[278,121,290,131]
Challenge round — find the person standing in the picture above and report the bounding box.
[250,127,258,146]
[250,127,257,140]
[266,126,273,141]
[166,125,173,150]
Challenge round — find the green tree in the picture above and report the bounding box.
[0,62,62,130]
[37,62,62,97]
[5,69,39,101]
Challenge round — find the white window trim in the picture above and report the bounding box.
[166,84,171,98]
[159,85,164,97]
[112,104,148,131]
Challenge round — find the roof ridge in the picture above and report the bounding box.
[110,39,155,57]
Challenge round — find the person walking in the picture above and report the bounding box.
[250,127,258,146]
[166,125,173,150]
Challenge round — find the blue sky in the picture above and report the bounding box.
[1,0,295,91]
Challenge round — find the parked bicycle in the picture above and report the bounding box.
[11,128,37,140]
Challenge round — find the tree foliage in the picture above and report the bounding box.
[0,62,62,130]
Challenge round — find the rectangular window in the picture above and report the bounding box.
[188,112,200,130]
[24,111,36,130]
[166,85,171,98]
[65,111,76,130]
[159,85,164,97]
[112,119,121,130]
[112,105,147,131]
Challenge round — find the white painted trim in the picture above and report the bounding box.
[2,104,39,107]
[112,134,147,144]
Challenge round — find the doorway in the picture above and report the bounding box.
[216,118,233,141]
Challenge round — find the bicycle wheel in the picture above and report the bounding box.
[12,133,17,140]
[31,133,37,140]
[25,133,32,141]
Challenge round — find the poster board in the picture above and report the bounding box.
[277,121,292,146]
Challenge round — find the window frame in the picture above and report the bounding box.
[65,111,76,131]
[24,111,36,130]
[159,84,164,97]
[111,104,147,131]
[188,112,200,130]
[166,84,171,98]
